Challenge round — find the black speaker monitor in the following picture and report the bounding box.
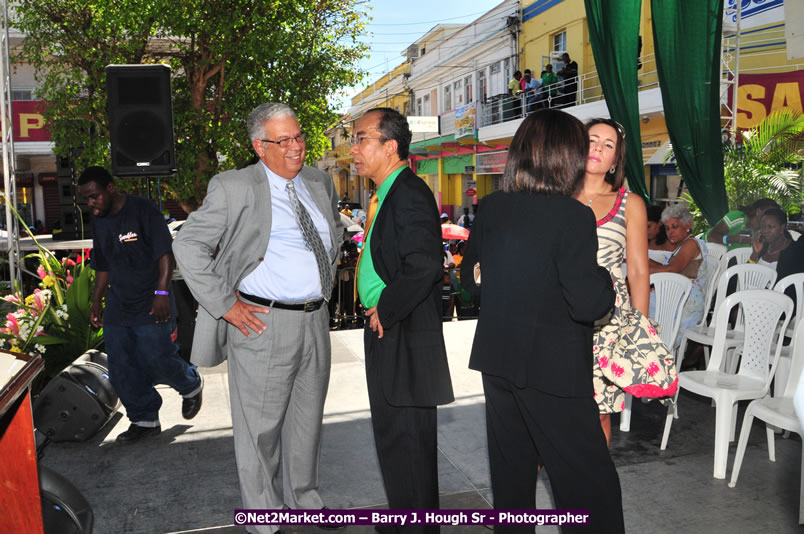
[105,64,176,177]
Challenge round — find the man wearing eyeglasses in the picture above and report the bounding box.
[351,107,453,526]
[173,102,343,533]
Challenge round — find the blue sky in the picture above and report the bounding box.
[332,0,505,113]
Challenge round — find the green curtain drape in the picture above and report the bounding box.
[584,0,648,201]
[651,0,728,225]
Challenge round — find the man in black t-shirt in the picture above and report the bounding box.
[78,167,203,443]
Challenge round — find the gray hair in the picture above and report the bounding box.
[247,103,297,142]
[661,203,693,225]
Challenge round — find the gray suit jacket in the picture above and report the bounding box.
[172,162,344,367]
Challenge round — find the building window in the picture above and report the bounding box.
[504,58,511,81]
[330,136,335,150]
[477,69,487,103]
[490,62,501,75]
[443,84,452,112]
[553,31,567,52]
[423,93,430,115]
[464,75,473,104]
[416,97,422,116]
[11,89,34,101]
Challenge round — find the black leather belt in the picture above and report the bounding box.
[239,291,324,312]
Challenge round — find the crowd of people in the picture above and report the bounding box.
[73,99,804,534]
[507,52,580,117]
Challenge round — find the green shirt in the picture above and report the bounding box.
[702,210,749,250]
[357,166,406,308]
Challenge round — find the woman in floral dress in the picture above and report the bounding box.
[576,118,678,445]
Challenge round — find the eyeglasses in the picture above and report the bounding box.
[349,134,385,146]
[260,132,307,148]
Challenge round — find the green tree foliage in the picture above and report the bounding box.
[683,109,804,233]
[13,0,368,211]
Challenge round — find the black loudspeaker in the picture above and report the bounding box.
[105,64,176,177]
[51,156,93,241]
[39,465,94,534]
[51,204,92,241]
[33,356,120,442]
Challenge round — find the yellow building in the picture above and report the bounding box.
[500,0,803,202]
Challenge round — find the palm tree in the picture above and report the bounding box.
[723,109,803,214]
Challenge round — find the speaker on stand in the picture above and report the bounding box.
[105,64,177,178]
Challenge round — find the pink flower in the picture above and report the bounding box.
[647,324,657,336]
[611,363,624,377]
[5,313,19,335]
[599,355,609,368]
[2,293,21,304]
[647,362,660,377]
[61,257,76,267]
[66,275,74,284]
[31,293,46,313]
[37,265,47,279]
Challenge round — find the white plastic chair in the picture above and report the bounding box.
[619,273,691,432]
[705,242,728,263]
[677,263,777,370]
[772,273,804,391]
[729,318,804,522]
[718,247,753,275]
[661,289,793,479]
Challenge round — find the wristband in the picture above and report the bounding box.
[723,235,729,245]
[154,290,169,296]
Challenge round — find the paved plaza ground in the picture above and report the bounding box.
[40,320,802,533]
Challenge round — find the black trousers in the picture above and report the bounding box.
[365,335,440,534]
[483,374,625,534]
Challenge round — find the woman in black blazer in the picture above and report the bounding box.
[461,109,624,533]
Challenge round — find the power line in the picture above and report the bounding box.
[368,10,489,26]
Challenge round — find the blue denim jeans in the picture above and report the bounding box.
[103,319,201,424]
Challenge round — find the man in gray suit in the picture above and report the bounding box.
[173,103,343,533]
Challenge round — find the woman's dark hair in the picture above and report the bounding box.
[739,198,781,216]
[364,107,412,160]
[501,109,587,196]
[585,118,626,190]
[646,204,669,245]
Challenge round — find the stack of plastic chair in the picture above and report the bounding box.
[729,318,804,523]
[676,263,777,371]
[619,273,691,432]
[661,289,793,479]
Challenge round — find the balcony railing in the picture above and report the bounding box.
[480,54,661,127]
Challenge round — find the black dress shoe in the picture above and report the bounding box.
[116,423,161,443]
[319,507,346,530]
[182,378,203,419]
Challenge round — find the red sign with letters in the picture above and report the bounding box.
[730,70,804,130]
[12,100,51,142]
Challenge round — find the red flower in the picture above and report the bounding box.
[599,355,609,368]
[647,362,660,376]
[611,363,624,377]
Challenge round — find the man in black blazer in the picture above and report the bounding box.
[352,107,454,529]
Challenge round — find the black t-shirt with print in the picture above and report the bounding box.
[90,195,176,326]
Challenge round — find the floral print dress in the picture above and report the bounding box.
[592,188,678,414]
